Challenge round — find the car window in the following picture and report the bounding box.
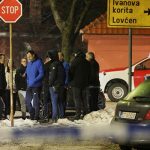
[135,59,150,70]
[125,80,150,101]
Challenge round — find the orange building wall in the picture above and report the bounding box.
[84,35,150,70]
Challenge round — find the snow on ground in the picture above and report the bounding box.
[56,106,115,127]
[56,101,116,127]
[0,101,116,128]
[0,118,39,127]
[0,102,123,143]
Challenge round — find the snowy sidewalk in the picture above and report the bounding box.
[0,101,116,127]
[0,101,119,143]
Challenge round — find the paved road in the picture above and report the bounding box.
[0,139,119,150]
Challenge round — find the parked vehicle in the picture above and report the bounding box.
[99,56,150,102]
[111,80,150,150]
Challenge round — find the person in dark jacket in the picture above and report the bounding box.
[86,52,100,112]
[58,52,70,86]
[48,50,66,123]
[0,54,6,91]
[58,52,70,115]
[26,50,44,121]
[0,54,6,119]
[15,58,27,119]
[42,54,52,121]
[69,49,90,120]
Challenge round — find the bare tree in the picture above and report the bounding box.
[48,0,106,61]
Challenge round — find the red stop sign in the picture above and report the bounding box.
[0,0,22,23]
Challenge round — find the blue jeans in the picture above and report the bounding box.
[49,87,64,120]
[26,87,41,120]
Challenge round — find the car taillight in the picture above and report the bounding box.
[144,110,150,120]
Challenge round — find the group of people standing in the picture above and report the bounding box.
[0,49,100,123]
[0,54,27,120]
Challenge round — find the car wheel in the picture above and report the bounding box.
[119,145,132,150]
[107,83,128,102]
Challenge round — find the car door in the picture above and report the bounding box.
[134,58,150,87]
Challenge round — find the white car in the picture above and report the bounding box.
[99,56,150,102]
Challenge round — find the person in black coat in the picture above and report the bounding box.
[15,58,27,119]
[15,58,27,91]
[48,50,66,123]
[86,52,100,112]
[69,50,90,120]
[0,54,6,94]
[0,54,6,119]
[42,55,52,121]
[0,54,6,90]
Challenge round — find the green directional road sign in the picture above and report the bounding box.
[107,0,150,28]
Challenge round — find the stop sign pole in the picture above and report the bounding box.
[0,0,22,127]
[9,23,14,127]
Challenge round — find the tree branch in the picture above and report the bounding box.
[67,0,78,26]
[74,0,92,35]
[49,0,65,32]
